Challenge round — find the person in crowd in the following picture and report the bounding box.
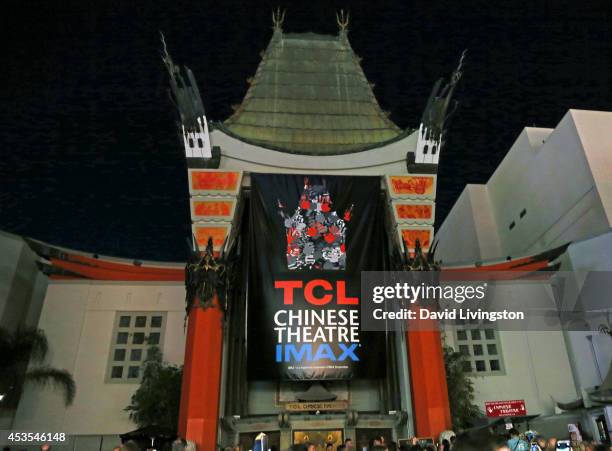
[344,439,353,450]
[121,440,140,451]
[452,432,510,451]
[112,447,121,451]
[370,445,388,451]
[305,443,316,451]
[507,428,529,451]
[544,437,557,451]
[326,444,333,451]
[438,439,451,451]
[337,445,346,451]
[40,445,51,451]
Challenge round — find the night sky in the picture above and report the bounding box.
[1,0,611,261]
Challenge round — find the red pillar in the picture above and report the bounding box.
[406,324,452,438]
[178,301,224,450]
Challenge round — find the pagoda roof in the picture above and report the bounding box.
[222,31,403,155]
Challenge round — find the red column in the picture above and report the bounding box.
[178,300,224,450]
[406,324,452,438]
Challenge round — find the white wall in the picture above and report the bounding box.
[435,185,502,265]
[13,281,186,436]
[444,328,577,417]
[561,231,612,393]
[487,112,612,258]
[436,110,612,418]
[437,110,612,264]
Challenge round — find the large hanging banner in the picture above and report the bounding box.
[247,174,387,380]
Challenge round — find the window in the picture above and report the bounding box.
[520,208,527,218]
[107,312,166,383]
[455,327,505,375]
[509,221,516,230]
[432,145,437,154]
[423,145,429,154]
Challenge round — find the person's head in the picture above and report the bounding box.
[508,428,520,438]
[113,447,122,451]
[40,445,51,451]
[344,439,353,449]
[546,437,557,450]
[306,443,316,451]
[122,441,140,451]
[593,445,610,451]
[326,444,333,451]
[452,433,509,451]
[371,438,382,446]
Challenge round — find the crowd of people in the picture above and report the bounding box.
[285,431,612,451]
[15,430,609,451]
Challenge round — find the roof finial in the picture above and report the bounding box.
[336,9,350,34]
[451,49,468,85]
[272,7,286,32]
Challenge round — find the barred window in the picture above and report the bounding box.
[106,312,166,383]
[456,327,505,375]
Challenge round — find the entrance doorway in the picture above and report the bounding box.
[293,430,343,450]
[355,428,393,448]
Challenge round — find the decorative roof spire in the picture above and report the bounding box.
[160,32,212,159]
[272,7,286,37]
[336,9,349,40]
[414,49,467,165]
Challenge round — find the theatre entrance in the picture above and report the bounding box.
[293,430,343,449]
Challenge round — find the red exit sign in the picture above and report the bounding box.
[485,400,526,417]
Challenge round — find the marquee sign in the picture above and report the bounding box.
[247,174,386,380]
[485,400,526,418]
[284,401,348,412]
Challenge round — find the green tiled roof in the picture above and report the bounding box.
[222,31,403,154]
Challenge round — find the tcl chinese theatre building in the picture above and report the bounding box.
[167,16,455,448]
[7,13,604,451]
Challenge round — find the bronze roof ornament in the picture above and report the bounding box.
[336,9,350,36]
[272,7,286,33]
